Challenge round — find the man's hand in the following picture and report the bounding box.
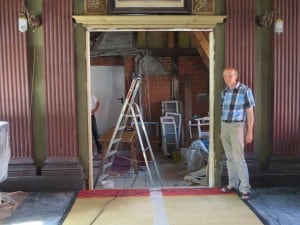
[93,101,100,113]
[245,107,254,144]
[245,131,253,144]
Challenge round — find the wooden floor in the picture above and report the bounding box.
[93,149,208,190]
[63,189,263,225]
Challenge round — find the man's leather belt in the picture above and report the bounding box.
[222,120,244,123]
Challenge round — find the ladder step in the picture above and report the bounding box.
[112,138,121,144]
[118,126,126,131]
[103,161,113,170]
[124,114,141,118]
[143,147,150,151]
[97,174,109,183]
[107,150,117,157]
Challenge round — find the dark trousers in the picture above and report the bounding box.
[91,114,102,152]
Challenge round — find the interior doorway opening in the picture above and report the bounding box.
[86,30,216,190]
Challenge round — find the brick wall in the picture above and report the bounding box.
[123,56,135,93]
[142,75,172,122]
[179,56,209,118]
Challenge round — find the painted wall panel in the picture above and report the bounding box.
[225,0,256,154]
[273,0,300,156]
[0,0,33,160]
[43,0,78,159]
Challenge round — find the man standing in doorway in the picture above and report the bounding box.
[91,94,102,154]
[220,67,255,200]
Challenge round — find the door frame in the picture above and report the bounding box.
[74,15,226,189]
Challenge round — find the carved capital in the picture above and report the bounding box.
[192,0,214,15]
[85,0,106,15]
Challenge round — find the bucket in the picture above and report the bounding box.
[101,180,115,189]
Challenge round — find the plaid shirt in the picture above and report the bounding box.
[220,82,255,122]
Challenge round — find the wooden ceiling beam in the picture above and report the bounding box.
[145,48,199,57]
[188,31,209,68]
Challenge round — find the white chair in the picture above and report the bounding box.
[188,116,209,140]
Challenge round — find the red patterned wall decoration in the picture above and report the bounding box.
[0,0,33,161]
[273,0,300,156]
[43,0,77,159]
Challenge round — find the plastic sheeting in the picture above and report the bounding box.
[0,121,10,183]
[190,139,209,154]
[179,140,209,173]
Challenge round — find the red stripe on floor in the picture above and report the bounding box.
[77,189,150,198]
[161,188,234,196]
[78,188,235,198]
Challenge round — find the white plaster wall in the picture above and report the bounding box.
[90,66,124,135]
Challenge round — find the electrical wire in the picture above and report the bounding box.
[88,148,156,224]
[143,53,153,121]
[12,35,37,192]
[88,192,119,225]
[88,175,150,225]
[116,153,151,165]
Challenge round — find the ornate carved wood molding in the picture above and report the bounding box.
[192,0,215,14]
[73,15,226,31]
[85,0,106,15]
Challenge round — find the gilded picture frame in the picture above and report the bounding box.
[107,0,192,14]
[85,0,106,15]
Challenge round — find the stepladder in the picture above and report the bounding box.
[94,74,162,188]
